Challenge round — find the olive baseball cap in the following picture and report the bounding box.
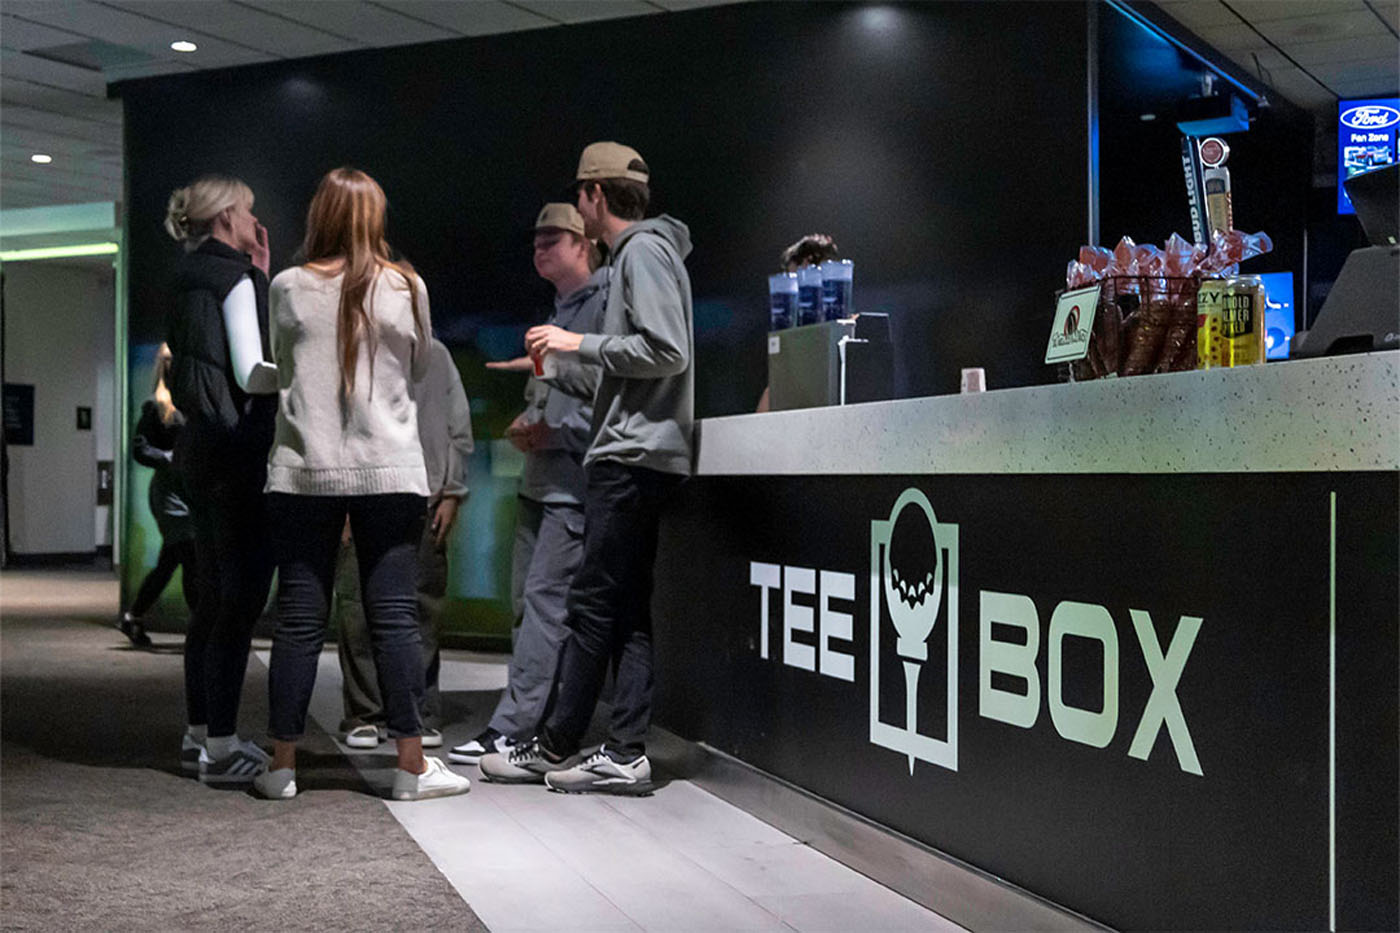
[534,202,586,237]
[576,141,649,184]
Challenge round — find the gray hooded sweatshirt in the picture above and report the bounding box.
[575,215,694,476]
[520,266,610,504]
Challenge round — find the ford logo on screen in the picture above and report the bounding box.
[1341,105,1400,130]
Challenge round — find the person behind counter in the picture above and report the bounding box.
[163,174,279,783]
[756,233,840,413]
[449,203,608,765]
[482,142,694,794]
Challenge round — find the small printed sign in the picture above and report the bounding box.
[768,335,781,355]
[1045,284,1101,364]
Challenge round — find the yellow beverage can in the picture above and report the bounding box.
[1196,279,1226,369]
[1221,275,1264,367]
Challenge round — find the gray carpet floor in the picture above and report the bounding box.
[0,571,487,932]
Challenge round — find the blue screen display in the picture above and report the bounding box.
[1257,272,1295,361]
[1338,97,1400,214]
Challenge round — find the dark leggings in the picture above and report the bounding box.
[130,538,198,618]
[267,493,427,742]
[184,476,275,738]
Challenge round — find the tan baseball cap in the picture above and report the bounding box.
[534,203,586,237]
[576,141,649,184]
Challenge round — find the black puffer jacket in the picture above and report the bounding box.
[165,238,275,479]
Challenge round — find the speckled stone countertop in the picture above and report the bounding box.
[695,351,1399,475]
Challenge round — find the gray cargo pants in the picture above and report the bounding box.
[488,496,585,741]
[335,505,447,731]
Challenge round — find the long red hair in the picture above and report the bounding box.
[301,167,424,399]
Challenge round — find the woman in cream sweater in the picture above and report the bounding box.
[254,167,469,801]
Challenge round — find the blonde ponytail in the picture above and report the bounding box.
[163,175,252,251]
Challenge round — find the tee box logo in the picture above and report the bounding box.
[870,488,960,773]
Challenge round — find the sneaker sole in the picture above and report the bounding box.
[545,780,654,797]
[479,771,547,785]
[181,758,200,775]
[344,736,381,749]
[392,783,470,801]
[447,750,483,765]
[421,735,443,748]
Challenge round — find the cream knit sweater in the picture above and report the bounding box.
[265,264,431,497]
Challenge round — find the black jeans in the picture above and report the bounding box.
[267,493,427,742]
[540,461,684,760]
[184,474,274,737]
[130,538,198,618]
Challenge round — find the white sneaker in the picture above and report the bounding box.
[253,768,297,800]
[392,757,471,801]
[345,725,382,748]
[421,728,443,748]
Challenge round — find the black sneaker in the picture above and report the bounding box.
[449,727,514,765]
[117,612,151,648]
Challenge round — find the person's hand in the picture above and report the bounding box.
[485,356,534,373]
[431,496,461,549]
[251,223,271,276]
[524,325,583,358]
[505,413,547,453]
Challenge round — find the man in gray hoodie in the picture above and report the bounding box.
[482,142,693,794]
[449,203,608,764]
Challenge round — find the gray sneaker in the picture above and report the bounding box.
[479,739,571,784]
[545,749,653,796]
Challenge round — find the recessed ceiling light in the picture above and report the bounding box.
[31,153,53,164]
[171,40,197,52]
[1140,113,1157,121]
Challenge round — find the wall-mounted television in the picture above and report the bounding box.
[1338,97,1399,214]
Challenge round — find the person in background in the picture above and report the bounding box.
[163,175,279,782]
[481,142,694,794]
[756,232,840,413]
[253,167,469,802]
[448,203,608,765]
[336,336,473,752]
[120,343,197,648]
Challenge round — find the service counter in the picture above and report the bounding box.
[651,351,1399,931]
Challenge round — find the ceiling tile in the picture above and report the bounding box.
[1364,0,1399,30]
[1,104,124,145]
[1192,22,1273,50]
[376,1,554,36]
[1309,54,1400,83]
[648,0,744,9]
[1330,76,1400,96]
[1284,32,1399,64]
[8,0,275,69]
[0,13,89,51]
[0,79,122,123]
[1257,62,1339,107]
[1153,1,1242,30]
[239,1,456,46]
[1224,0,1366,23]
[0,49,107,95]
[1252,9,1390,44]
[103,1,359,57]
[513,1,657,25]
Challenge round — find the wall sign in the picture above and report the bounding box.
[1045,285,1100,364]
[654,473,1398,931]
[1337,97,1399,214]
[3,384,34,446]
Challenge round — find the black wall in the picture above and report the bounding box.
[117,0,1090,414]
